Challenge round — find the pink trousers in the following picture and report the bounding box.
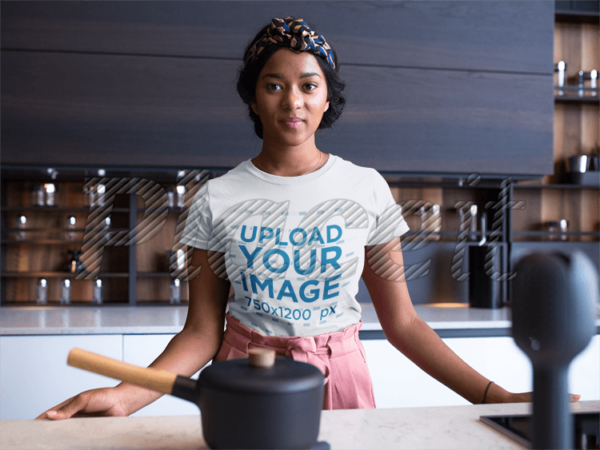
[214,313,377,410]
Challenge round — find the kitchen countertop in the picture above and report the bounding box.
[0,303,511,336]
[1,303,599,337]
[1,400,598,449]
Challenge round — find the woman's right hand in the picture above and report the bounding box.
[36,387,129,420]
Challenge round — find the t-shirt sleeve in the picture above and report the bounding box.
[180,182,213,250]
[365,169,410,246]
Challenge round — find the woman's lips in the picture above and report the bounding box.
[283,119,302,129]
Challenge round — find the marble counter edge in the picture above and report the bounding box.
[1,304,599,336]
[1,401,598,450]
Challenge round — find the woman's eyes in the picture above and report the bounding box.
[266,83,318,91]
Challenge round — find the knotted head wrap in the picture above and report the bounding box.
[244,17,336,70]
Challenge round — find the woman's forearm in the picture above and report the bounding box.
[115,327,222,415]
[387,316,511,404]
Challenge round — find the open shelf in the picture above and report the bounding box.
[136,272,175,278]
[555,96,600,104]
[3,6,599,305]
[512,231,600,237]
[1,272,129,278]
[555,10,600,24]
[513,183,600,190]
[1,206,130,213]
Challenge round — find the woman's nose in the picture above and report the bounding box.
[282,87,303,110]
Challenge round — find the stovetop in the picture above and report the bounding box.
[480,411,600,449]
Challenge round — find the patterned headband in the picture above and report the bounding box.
[245,17,336,70]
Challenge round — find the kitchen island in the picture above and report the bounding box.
[0,303,521,337]
[1,304,599,420]
[1,400,598,449]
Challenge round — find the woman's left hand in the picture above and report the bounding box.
[505,392,581,403]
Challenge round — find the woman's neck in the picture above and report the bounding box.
[252,147,328,177]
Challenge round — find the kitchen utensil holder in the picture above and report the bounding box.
[468,244,502,309]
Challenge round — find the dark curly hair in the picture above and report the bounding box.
[236,21,346,140]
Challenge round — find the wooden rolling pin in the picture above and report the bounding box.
[67,347,276,395]
[67,348,178,395]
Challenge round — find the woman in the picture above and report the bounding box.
[38,16,580,419]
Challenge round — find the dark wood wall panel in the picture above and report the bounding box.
[1,1,555,176]
[1,1,554,72]
[2,50,552,174]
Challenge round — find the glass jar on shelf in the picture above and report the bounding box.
[36,278,48,304]
[546,221,560,241]
[554,61,566,96]
[83,185,94,207]
[578,70,598,98]
[32,185,45,207]
[66,216,77,241]
[92,279,103,304]
[170,278,181,304]
[60,279,71,305]
[559,219,569,241]
[44,183,56,206]
[16,215,27,241]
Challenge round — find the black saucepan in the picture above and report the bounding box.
[68,347,325,449]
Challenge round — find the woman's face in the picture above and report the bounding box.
[251,48,330,147]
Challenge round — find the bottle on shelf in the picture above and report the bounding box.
[44,183,56,206]
[555,61,566,96]
[92,279,103,304]
[431,204,441,241]
[547,221,560,241]
[559,219,569,241]
[419,204,442,241]
[166,186,175,209]
[176,185,186,209]
[36,278,48,304]
[578,70,598,98]
[32,185,45,207]
[67,250,86,274]
[103,217,111,243]
[176,249,186,271]
[170,278,181,304]
[16,215,27,241]
[84,184,95,207]
[469,204,479,242]
[66,216,77,241]
[60,279,71,305]
[96,183,106,207]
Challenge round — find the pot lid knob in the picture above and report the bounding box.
[248,348,275,368]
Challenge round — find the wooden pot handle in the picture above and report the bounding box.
[67,348,177,395]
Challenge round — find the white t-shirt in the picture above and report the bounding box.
[180,154,410,337]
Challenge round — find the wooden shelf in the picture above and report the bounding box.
[1,240,83,244]
[136,272,176,278]
[1,207,130,213]
[556,10,600,24]
[1,272,129,278]
[137,207,184,213]
[513,231,600,237]
[513,183,600,190]
[1,238,127,244]
[555,96,600,104]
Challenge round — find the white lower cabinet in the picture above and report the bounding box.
[362,335,600,409]
[0,335,122,420]
[2,332,597,419]
[123,334,209,417]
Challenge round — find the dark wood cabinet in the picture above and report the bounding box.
[1,2,598,305]
[2,1,555,176]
